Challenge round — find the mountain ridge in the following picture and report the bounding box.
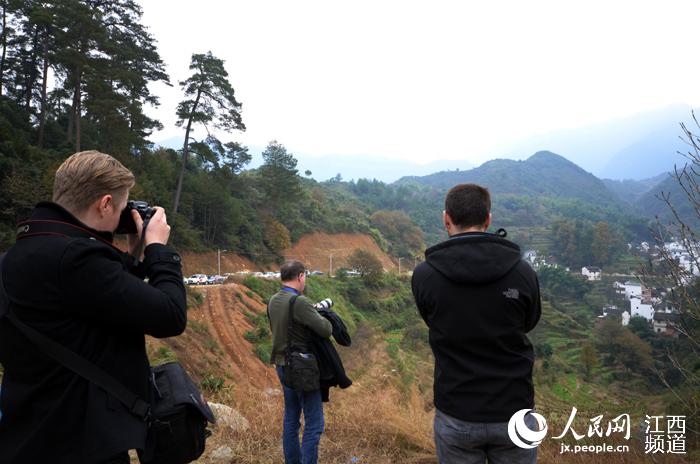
[395,150,623,209]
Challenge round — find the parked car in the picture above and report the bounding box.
[207,275,226,285]
[187,274,208,285]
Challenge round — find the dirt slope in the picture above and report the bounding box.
[283,232,396,273]
[177,232,395,275]
[179,252,262,276]
[151,283,277,389]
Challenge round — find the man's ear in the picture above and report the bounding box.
[443,210,451,229]
[96,194,113,217]
[484,213,492,231]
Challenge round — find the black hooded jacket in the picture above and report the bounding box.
[311,308,352,402]
[411,231,541,423]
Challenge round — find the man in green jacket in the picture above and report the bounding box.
[268,260,332,464]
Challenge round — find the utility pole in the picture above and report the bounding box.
[329,253,333,277]
[398,257,403,274]
[414,256,418,269]
[217,249,227,276]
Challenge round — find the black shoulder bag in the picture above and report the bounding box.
[283,295,321,392]
[0,233,215,464]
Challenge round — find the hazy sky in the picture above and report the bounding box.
[141,0,700,165]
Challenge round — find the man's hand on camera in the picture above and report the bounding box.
[126,207,170,260]
[126,208,145,260]
[144,207,170,247]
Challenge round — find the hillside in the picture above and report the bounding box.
[637,173,700,226]
[500,103,694,179]
[282,232,396,273]
[143,276,693,463]
[602,174,668,205]
[396,151,623,208]
[177,232,396,276]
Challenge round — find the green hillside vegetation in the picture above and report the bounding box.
[334,151,653,248]
[398,151,622,206]
[637,172,700,227]
[602,174,667,205]
[233,272,698,458]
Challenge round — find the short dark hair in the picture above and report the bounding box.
[280,260,306,282]
[445,183,491,228]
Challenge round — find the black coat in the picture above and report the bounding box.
[0,202,187,463]
[311,309,352,402]
[411,231,541,423]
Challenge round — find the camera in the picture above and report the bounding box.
[314,298,333,310]
[115,200,156,234]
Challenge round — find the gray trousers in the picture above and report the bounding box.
[434,409,537,464]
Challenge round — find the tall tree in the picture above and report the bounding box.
[173,51,245,213]
[52,0,168,153]
[259,140,301,209]
[0,0,15,97]
[591,221,612,266]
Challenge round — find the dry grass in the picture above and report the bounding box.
[196,361,435,463]
[157,289,696,463]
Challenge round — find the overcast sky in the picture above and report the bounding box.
[140,0,700,165]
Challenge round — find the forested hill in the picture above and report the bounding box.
[396,151,623,209]
[0,2,654,264]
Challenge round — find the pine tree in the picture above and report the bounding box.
[173,51,245,213]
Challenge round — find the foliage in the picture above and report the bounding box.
[262,216,291,255]
[259,140,301,210]
[200,374,225,393]
[550,219,625,268]
[580,342,597,379]
[537,265,593,300]
[593,318,653,374]
[347,249,384,285]
[370,210,424,259]
[173,51,245,212]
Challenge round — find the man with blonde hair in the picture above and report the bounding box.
[0,151,187,463]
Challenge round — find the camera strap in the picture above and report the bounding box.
[16,219,121,252]
[286,294,300,354]
[130,213,153,267]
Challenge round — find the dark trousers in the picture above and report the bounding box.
[434,409,538,464]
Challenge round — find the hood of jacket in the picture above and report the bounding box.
[424,231,522,284]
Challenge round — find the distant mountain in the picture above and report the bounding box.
[154,136,473,183]
[295,154,473,183]
[501,103,695,180]
[602,173,668,205]
[396,151,623,209]
[636,174,699,226]
[601,126,687,179]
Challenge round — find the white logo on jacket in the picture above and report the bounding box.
[503,288,519,299]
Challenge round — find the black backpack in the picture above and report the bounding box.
[0,251,216,463]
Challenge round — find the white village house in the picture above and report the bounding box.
[598,305,630,326]
[581,266,602,281]
[629,296,654,321]
[623,281,642,300]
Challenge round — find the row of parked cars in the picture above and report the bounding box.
[185,274,228,285]
[184,268,361,286]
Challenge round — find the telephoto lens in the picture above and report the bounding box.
[314,298,333,310]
